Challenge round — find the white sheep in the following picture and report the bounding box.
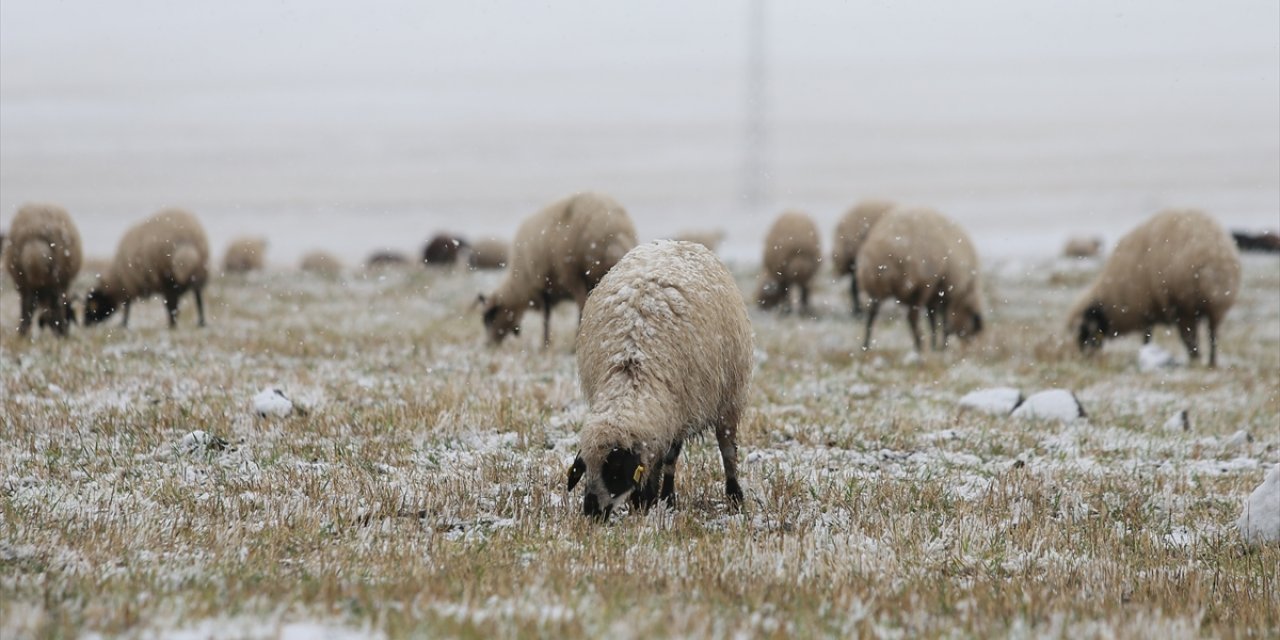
[757,210,821,314]
[222,236,268,274]
[300,250,343,276]
[566,240,753,519]
[4,203,83,337]
[1069,208,1240,367]
[85,208,210,329]
[856,206,984,352]
[480,191,637,347]
[831,199,895,315]
[466,238,509,271]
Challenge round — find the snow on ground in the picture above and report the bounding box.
[0,256,1276,638]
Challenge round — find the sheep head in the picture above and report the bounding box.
[83,287,119,325]
[756,279,785,309]
[1076,302,1109,354]
[945,299,984,341]
[479,294,522,344]
[566,446,649,521]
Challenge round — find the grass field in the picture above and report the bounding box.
[2,254,1277,638]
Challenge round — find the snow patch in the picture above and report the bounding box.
[254,388,295,418]
[958,387,1023,415]
[1138,343,1179,372]
[1237,464,1280,544]
[1161,410,1190,433]
[1011,390,1085,422]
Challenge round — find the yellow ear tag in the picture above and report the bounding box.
[633,465,645,484]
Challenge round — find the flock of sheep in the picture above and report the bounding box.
[0,193,1249,517]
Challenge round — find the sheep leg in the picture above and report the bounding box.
[907,306,923,352]
[541,293,553,349]
[164,292,181,329]
[120,301,131,328]
[715,408,744,506]
[660,439,685,507]
[194,287,206,327]
[1177,310,1200,362]
[800,283,811,317]
[926,305,939,351]
[862,299,881,351]
[850,273,862,316]
[48,292,70,337]
[17,292,36,337]
[629,464,663,511]
[1142,325,1153,344]
[1208,313,1220,368]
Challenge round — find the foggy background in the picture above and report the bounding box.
[2,0,1277,263]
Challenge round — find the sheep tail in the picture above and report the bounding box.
[171,243,201,286]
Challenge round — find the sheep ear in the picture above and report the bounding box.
[566,456,586,492]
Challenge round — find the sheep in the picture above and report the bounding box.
[300,250,343,276]
[423,233,468,266]
[831,199,895,315]
[1069,208,1241,367]
[566,240,753,519]
[856,206,984,352]
[4,203,83,337]
[757,210,821,314]
[466,238,509,270]
[1062,235,1103,258]
[365,250,410,268]
[479,191,637,347]
[84,208,210,329]
[222,236,268,274]
[672,228,727,253]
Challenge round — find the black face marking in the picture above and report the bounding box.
[83,289,117,326]
[566,456,586,492]
[1078,303,1108,352]
[971,312,983,335]
[601,448,641,497]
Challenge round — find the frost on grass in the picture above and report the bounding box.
[0,261,1277,638]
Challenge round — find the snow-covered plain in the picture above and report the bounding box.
[1,254,1276,638]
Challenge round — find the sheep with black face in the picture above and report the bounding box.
[565,240,753,520]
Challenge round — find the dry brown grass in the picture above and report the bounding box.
[1,256,1277,638]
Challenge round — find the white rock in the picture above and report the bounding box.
[253,388,294,418]
[1237,464,1280,544]
[1162,410,1190,432]
[180,430,227,454]
[958,387,1023,415]
[1222,430,1253,452]
[1011,390,1085,422]
[1138,343,1178,372]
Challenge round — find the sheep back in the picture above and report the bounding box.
[223,236,268,273]
[856,207,981,311]
[758,210,820,308]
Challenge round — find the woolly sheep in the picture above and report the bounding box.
[566,240,753,519]
[4,203,83,337]
[365,250,410,268]
[480,191,637,347]
[673,229,727,253]
[467,238,509,270]
[757,211,821,313]
[222,236,268,274]
[856,207,984,352]
[84,208,210,329]
[1062,235,1103,259]
[831,199,894,315]
[423,233,468,266]
[300,250,343,276]
[1070,208,1240,367]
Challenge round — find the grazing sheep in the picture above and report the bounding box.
[831,199,895,315]
[222,236,268,274]
[300,250,343,276]
[1232,229,1280,254]
[479,191,637,347]
[467,238,509,270]
[423,233,468,266]
[365,250,410,268]
[1062,236,1103,258]
[566,240,753,519]
[857,207,984,352]
[4,203,83,337]
[757,211,821,313]
[673,229,727,253]
[84,208,209,329]
[1070,208,1240,367]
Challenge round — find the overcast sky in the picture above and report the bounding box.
[3,0,1277,92]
